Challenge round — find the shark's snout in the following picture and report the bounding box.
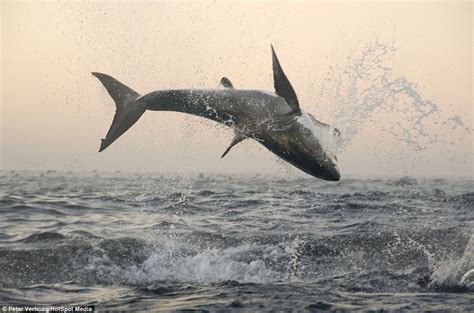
[266,135,341,181]
[301,153,340,181]
[323,161,341,181]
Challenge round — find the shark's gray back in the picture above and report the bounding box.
[140,89,293,131]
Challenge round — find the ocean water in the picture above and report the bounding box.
[0,171,472,312]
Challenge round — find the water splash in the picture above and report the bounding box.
[429,234,474,292]
[317,40,471,155]
[82,236,288,285]
[286,235,304,279]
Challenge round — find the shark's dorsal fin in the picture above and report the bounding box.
[219,77,234,89]
[271,45,300,113]
[221,131,246,158]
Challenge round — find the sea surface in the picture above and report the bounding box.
[0,171,472,312]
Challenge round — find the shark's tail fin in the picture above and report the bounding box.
[92,72,147,152]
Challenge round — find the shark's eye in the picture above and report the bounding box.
[333,128,341,137]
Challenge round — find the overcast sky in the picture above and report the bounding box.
[1,2,472,177]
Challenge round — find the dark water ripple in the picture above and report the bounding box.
[0,171,472,311]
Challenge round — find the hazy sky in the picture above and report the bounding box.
[1,1,472,177]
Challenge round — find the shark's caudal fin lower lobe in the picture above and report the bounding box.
[92,72,146,152]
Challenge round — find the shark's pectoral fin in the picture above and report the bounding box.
[219,77,234,89]
[271,45,300,113]
[221,132,246,158]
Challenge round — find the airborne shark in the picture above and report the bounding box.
[93,46,341,181]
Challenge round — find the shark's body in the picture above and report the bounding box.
[93,47,341,181]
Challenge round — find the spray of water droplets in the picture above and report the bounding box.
[316,40,471,156]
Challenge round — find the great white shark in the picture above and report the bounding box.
[93,46,341,181]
